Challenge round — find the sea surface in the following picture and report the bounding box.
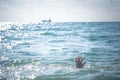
[0,22,120,80]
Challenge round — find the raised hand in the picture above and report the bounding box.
[76,56,86,68]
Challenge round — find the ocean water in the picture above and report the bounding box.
[0,22,120,80]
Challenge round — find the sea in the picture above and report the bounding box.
[0,22,120,80]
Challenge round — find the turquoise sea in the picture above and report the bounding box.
[0,22,120,80]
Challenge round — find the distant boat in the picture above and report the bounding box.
[42,19,51,22]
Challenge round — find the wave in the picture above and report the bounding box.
[40,32,58,36]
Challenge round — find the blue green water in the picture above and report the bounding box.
[0,22,120,80]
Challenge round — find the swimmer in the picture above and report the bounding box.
[76,56,86,68]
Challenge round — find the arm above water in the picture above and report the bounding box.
[76,56,86,68]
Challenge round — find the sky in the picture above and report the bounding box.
[0,0,120,22]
